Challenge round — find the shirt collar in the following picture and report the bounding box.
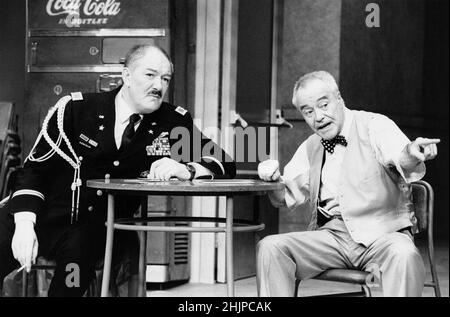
[340,107,353,139]
[115,87,142,124]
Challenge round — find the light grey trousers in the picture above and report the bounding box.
[256,219,426,297]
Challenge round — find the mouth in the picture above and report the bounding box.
[317,122,332,130]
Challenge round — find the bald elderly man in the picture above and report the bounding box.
[257,71,439,297]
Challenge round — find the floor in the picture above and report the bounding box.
[147,241,449,297]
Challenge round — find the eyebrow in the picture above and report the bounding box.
[145,68,172,77]
[299,95,329,109]
[299,104,311,110]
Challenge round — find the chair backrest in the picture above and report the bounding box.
[0,102,21,200]
[0,102,14,142]
[411,180,433,235]
[0,102,15,167]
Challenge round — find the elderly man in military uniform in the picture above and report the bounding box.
[0,45,236,296]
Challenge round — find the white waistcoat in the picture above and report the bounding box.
[306,111,415,246]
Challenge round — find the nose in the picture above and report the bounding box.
[152,76,163,90]
[314,108,325,122]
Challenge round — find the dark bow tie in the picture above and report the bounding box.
[321,135,347,154]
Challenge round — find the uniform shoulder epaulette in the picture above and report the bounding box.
[70,92,83,101]
[175,106,188,116]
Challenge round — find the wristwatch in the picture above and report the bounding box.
[185,163,196,181]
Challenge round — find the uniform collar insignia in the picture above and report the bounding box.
[175,106,187,116]
[71,92,83,101]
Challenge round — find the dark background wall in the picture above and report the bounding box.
[339,0,449,239]
[0,0,26,135]
[236,0,274,123]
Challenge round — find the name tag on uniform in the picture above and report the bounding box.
[146,132,171,156]
[78,133,98,149]
[88,139,98,147]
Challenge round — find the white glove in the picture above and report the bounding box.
[148,157,191,181]
[258,160,281,182]
[11,221,39,273]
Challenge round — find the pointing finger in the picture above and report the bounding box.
[416,138,441,146]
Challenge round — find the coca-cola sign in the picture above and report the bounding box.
[45,0,121,27]
[29,0,169,29]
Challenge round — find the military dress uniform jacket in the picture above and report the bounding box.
[8,88,236,254]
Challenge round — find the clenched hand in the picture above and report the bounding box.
[258,160,281,182]
[148,157,191,181]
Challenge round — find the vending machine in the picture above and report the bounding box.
[25,0,189,284]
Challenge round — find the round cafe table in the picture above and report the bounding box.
[86,178,284,297]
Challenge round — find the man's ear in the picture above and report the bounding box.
[122,67,131,87]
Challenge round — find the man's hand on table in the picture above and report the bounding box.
[148,157,191,181]
[258,160,281,182]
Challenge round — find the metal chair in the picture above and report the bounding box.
[0,101,20,201]
[20,257,100,297]
[21,257,57,297]
[295,180,441,297]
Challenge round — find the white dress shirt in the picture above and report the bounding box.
[114,89,143,149]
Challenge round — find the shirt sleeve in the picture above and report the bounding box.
[273,141,311,210]
[368,114,425,183]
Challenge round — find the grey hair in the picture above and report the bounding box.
[124,44,174,73]
[292,71,339,105]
